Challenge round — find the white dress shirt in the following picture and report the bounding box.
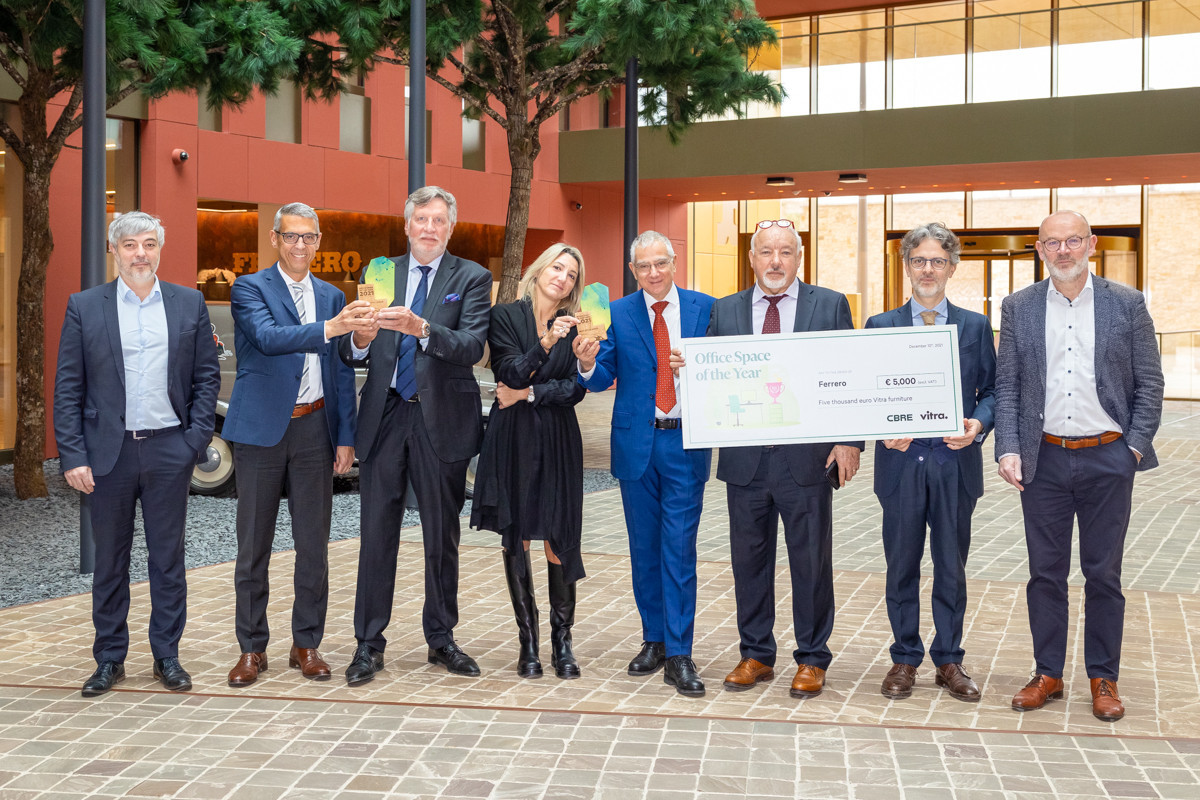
[644,284,683,419]
[1043,274,1121,437]
[752,279,800,334]
[277,265,324,403]
[116,276,181,431]
[909,296,949,326]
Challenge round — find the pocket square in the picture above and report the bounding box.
[442,293,462,304]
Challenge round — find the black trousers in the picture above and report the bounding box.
[727,447,835,670]
[879,447,974,668]
[89,429,194,663]
[1021,438,1137,681]
[232,408,334,653]
[356,396,469,651]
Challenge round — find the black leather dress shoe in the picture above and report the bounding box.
[663,655,706,698]
[428,642,481,676]
[628,641,666,676]
[153,657,192,692]
[82,661,125,697]
[345,643,384,686]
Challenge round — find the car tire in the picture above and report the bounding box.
[191,428,236,497]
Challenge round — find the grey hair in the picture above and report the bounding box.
[900,222,960,266]
[750,222,802,253]
[629,230,675,264]
[274,202,320,233]
[405,186,458,227]
[108,211,165,249]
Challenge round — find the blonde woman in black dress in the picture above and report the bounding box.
[471,243,587,678]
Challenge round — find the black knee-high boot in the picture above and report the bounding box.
[503,549,542,678]
[547,561,580,679]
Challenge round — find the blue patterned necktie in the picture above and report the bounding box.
[392,265,431,399]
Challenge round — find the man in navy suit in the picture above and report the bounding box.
[340,186,493,685]
[54,212,220,697]
[575,230,715,697]
[222,203,370,687]
[999,211,1163,722]
[706,220,863,699]
[864,223,996,703]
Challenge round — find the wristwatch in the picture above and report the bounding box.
[527,386,536,403]
[420,320,430,338]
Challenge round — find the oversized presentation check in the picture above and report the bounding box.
[678,326,964,449]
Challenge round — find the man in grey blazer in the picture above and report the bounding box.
[339,186,493,685]
[996,210,1163,722]
[707,220,863,699]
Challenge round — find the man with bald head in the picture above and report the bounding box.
[996,210,1163,722]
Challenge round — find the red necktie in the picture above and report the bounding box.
[652,301,676,413]
[763,295,784,334]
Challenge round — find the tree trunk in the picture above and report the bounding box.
[497,111,538,306]
[12,93,57,499]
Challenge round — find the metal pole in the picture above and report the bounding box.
[409,0,426,193]
[622,58,638,296]
[79,0,106,574]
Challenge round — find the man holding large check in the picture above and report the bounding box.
[703,219,864,699]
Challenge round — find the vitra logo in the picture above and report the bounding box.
[920,411,949,420]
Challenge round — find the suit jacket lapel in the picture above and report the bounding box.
[1031,280,1049,394]
[161,281,180,396]
[626,290,656,359]
[793,281,816,332]
[1092,276,1111,373]
[425,254,455,314]
[736,288,754,335]
[264,264,301,324]
[946,300,961,330]
[897,303,914,327]
[679,290,703,339]
[102,280,125,388]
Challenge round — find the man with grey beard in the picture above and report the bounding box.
[997,210,1163,722]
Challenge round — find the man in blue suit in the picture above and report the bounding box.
[864,223,996,703]
[576,230,715,697]
[999,211,1163,722]
[55,212,220,697]
[222,203,369,687]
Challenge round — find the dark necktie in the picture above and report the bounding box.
[393,265,431,399]
[652,301,675,413]
[763,295,784,334]
[920,310,938,326]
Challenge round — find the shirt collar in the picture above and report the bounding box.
[642,282,680,312]
[276,263,313,290]
[412,252,446,272]
[1048,272,1094,303]
[116,275,162,304]
[909,296,949,321]
[752,278,799,305]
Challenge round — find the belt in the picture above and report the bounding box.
[1042,431,1122,449]
[126,424,182,440]
[387,388,420,402]
[292,397,326,418]
[653,418,681,430]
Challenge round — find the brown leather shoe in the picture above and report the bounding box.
[790,664,826,698]
[290,646,332,681]
[1090,678,1124,722]
[881,663,917,699]
[936,663,981,702]
[1011,673,1064,711]
[227,652,267,687]
[723,658,774,692]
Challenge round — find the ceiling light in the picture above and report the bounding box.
[766,176,794,187]
[838,173,867,184]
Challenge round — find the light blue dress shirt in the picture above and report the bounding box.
[909,296,949,325]
[116,276,180,431]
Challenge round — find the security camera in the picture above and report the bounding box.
[171,149,189,165]
[572,202,583,211]
[822,190,831,197]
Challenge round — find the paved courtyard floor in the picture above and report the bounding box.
[1,394,1199,799]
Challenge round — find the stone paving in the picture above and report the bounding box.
[1,393,1199,799]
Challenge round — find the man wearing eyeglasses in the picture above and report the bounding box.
[864,223,996,704]
[706,219,863,699]
[222,203,372,687]
[997,210,1162,722]
[575,230,716,697]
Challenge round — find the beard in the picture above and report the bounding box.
[911,280,945,300]
[1046,255,1088,283]
[761,272,790,291]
